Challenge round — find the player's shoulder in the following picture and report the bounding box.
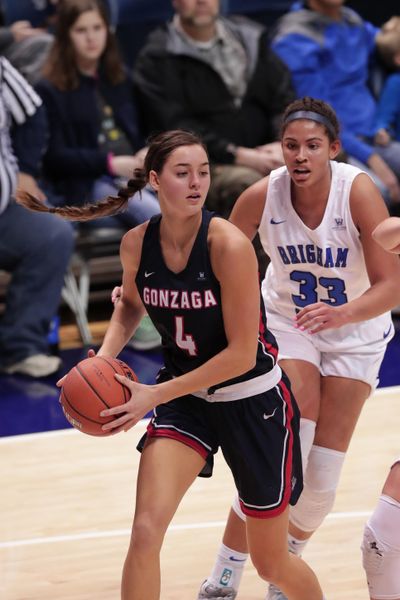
[349,171,387,212]
[120,221,149,258]
[208,216,258,281]
[209,215,254,253]
[122,220,148,242]
[345,170,390,234]
[209,215,247,238]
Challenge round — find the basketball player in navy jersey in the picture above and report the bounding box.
[16,130,325,600]
[196,97,400,600]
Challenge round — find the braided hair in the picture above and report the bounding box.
[16,129,207,222]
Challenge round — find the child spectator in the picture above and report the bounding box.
[37,0,162,350]
[36,0,160,226]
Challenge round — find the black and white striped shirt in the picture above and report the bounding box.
[0,56,42,215]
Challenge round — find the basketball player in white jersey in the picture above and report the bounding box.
[360,216,400,600]
[197,97,400,600]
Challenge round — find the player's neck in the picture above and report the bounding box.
[160,212,202,252]
[291,178,331,229]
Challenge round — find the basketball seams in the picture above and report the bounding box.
[95,356,131,404]
[61,388,105,425]
[61,388,111,437]
[75,363,113,409]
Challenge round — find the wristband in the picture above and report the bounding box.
[106,152,115,176]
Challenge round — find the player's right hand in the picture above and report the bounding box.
[111,285,123,305]
[56,349,96,388]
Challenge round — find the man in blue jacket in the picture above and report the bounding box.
[271,0,400,208]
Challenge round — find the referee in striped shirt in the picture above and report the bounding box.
[0,56,74,377]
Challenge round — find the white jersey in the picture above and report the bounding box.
[259,161,393,353]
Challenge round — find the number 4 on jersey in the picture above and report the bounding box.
[175,316,197,356]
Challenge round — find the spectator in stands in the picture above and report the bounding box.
[37,0,161,351]
[36,0,160,227]
[271,0,400,208]
[374,17,400,146]
[133,0,295,217]
[0,56,74,377]
[0,3,55,84]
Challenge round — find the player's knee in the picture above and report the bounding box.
[361,496,400,599]
[362,523,400,598]
[251,551,285,584]
[131,514,166,554]
[290,445,345,532]
[290,487,336,532]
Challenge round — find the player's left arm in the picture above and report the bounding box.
[296,173,400,333]
[98,225,147,357]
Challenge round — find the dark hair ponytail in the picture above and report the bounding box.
[15,169,146,221]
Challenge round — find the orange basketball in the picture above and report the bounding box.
[60,356,138,436]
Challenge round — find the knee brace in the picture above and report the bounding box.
[362,495,400,599]
[290,445,345,533]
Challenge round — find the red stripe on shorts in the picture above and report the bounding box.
[239,377,296,519]
[277,377,295,508]
[259,310,279,360]
[239,498,288,519]
[146,421,209,460]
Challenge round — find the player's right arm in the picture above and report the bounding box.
[372,217,400,253]
[229,176,269,240]
[98,224,147,358]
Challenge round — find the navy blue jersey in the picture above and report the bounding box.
[135,209,279,389]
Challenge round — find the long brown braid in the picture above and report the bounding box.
[15,130,207,222]
[15,170,146,221]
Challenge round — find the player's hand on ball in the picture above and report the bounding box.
[100,377,158,433]
[294,302,349,334]
[56,348,96,388]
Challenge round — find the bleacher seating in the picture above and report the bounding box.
[61,226,125,345]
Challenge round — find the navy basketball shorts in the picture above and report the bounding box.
[138,372,303,519]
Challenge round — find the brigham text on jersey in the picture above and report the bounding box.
[277,245,349,268]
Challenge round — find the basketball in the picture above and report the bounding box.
[60,356,138,436]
